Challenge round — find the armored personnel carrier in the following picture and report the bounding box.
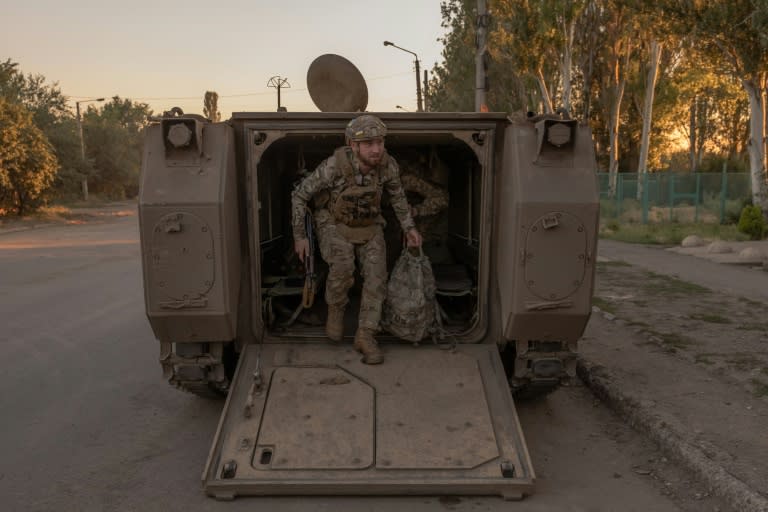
[138,55,599,500]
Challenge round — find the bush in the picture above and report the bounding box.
[737,205,766,240]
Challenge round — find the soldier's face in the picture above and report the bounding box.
[352,137,385,170]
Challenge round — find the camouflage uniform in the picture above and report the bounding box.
[292,146,415,330]
[384,156,450,267]
[401,173,449,236]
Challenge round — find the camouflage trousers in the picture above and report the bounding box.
[317,222,387,331]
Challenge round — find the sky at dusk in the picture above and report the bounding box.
[1,0,447,117]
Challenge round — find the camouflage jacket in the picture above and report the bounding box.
[291,146,416,240]
[400,174,449,218]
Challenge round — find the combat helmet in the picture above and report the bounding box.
[346,114,387,142]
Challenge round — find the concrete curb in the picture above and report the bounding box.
[577,357,768,512]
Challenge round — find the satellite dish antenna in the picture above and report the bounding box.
[307,54,368,112]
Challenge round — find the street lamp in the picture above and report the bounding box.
[76,97,105,201]
[395,105,410,112]
[383,41,423,112]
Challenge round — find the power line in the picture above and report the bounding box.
[66,71,413,102]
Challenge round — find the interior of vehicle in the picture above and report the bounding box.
[254,132,484,340]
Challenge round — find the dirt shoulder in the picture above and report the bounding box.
[0,201,137,236]
[585,239,768,511]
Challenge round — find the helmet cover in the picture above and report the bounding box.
[345,114,387,141]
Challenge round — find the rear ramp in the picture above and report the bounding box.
[203,343,535,500]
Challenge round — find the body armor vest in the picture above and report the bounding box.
[330,147,387,228]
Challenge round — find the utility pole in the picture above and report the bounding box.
[423,69,429,112]
[75,97,105,201]
[414,59,422,112]
[267,76,290,112]
[475,0,490,112]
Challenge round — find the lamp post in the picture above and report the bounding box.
[395,105,410,112]
[383,41,423,112]
[76,97,105,201]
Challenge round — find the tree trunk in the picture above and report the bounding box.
[637,40,662,200]
[689,97,697,172]
[607,45,630,198]
[536,68,554,114]
[742,79,768,212]
[763,85,767,175]
[607,87,624,196]
[561,18,575,116]
[696,98,708,168]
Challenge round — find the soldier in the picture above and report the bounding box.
[384,151,450,268]
[292,114,422,364]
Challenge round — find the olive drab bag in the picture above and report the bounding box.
[381,246,439,342]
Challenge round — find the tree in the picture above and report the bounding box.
[0,97,58,215]
[655,1,768,210]
[634,37,663,199]
[593,1,635,195]
[1,58,83,199]
[492,0,558,113]
[428,0,477,112]
[82,96,152,199]
[204,91,221,122]
[428,0,756,184]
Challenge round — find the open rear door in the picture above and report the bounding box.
[203,343,534,500]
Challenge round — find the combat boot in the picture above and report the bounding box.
[326,304,345,342]
[354,328,384,365]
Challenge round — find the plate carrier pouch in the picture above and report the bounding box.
[328,147,385,244]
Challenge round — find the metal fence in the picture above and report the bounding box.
[597,172,752,224]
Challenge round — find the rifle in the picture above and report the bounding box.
[302,207,317,308]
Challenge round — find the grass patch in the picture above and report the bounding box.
[738,297,765,308]
[592,297,617,314]
[750,379,768,398]
[54,195,116,208]
[599,222,749,245]
[695,353,716,365]
[688,313,733,324]
[646,328,696,350]
[0,205,92,224]
[642,271,711,296]
[658,332,694,349]
[725,354,763,371]
[597,260,632,269]
[736,323,768,332]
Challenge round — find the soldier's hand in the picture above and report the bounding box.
[294,238,310,263]
[405,228,422,248]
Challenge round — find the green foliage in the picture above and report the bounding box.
[688,313,732,324]
[203,91,221,122]
[0,97,58,215]
[737,205,766,240]
[600,221,748,244]
[641,270,711,296]
[82,96,152,199]
[592,296,617,314]
[751,379,768,398]
[1,58,83,201]
[1,59,155,204]
[428,1,759,175]
[428,0,477,112]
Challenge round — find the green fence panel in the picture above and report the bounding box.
[597,172,751,224]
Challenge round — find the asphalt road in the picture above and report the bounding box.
[0,214,694,512]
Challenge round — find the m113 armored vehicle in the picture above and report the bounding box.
[138,54,599,500]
